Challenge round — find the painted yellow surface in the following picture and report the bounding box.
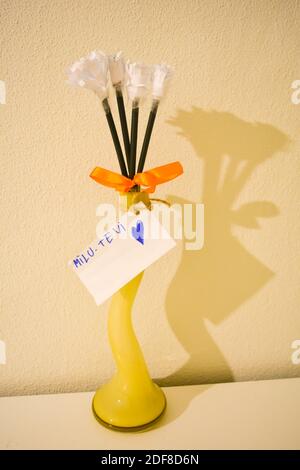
[93,271,166,429]
[1,0,300,396]
[93,193,165,429]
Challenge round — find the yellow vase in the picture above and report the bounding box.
[92,192,166,431]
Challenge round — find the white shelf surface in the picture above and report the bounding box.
[0,377,300,450]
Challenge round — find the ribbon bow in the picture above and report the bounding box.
[90,161,183,193]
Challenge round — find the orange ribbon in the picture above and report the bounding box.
[90,161,183,193]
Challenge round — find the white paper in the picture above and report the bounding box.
[69,207,176,305]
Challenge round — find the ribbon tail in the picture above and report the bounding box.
[143,186,156,193]
[134,161,183,191]
[90,167,134,192]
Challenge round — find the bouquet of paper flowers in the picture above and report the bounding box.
[67,50,183,432]
[67,50,183,193]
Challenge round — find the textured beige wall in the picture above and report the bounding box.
[1,0,300,396]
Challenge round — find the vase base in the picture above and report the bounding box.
[92,389,167,433]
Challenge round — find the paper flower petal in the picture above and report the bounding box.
[125,61,152,101]
[67,50,109,99]
[151,64,173,99]
[109,51,125,86]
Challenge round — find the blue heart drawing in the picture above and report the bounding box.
[131,220,144,245]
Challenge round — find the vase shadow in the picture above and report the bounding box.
[146,384,211,433]
[155,107,289,400]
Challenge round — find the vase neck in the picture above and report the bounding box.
[108,273,152,388]
[118,192,151,212]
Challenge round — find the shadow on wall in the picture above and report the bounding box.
[157,107,289,387]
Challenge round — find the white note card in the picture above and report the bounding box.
[69,205,176,305]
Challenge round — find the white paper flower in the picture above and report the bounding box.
[109,51,125,86]
[67,50,109,99]
[151,64,173,100]
[125,62,152,101]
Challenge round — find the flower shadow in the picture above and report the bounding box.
[155,108,289,400]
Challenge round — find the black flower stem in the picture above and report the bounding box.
[137,99,159,173]
[102,98,128,177]
[115,85,131,172]
[129,98,139,179]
